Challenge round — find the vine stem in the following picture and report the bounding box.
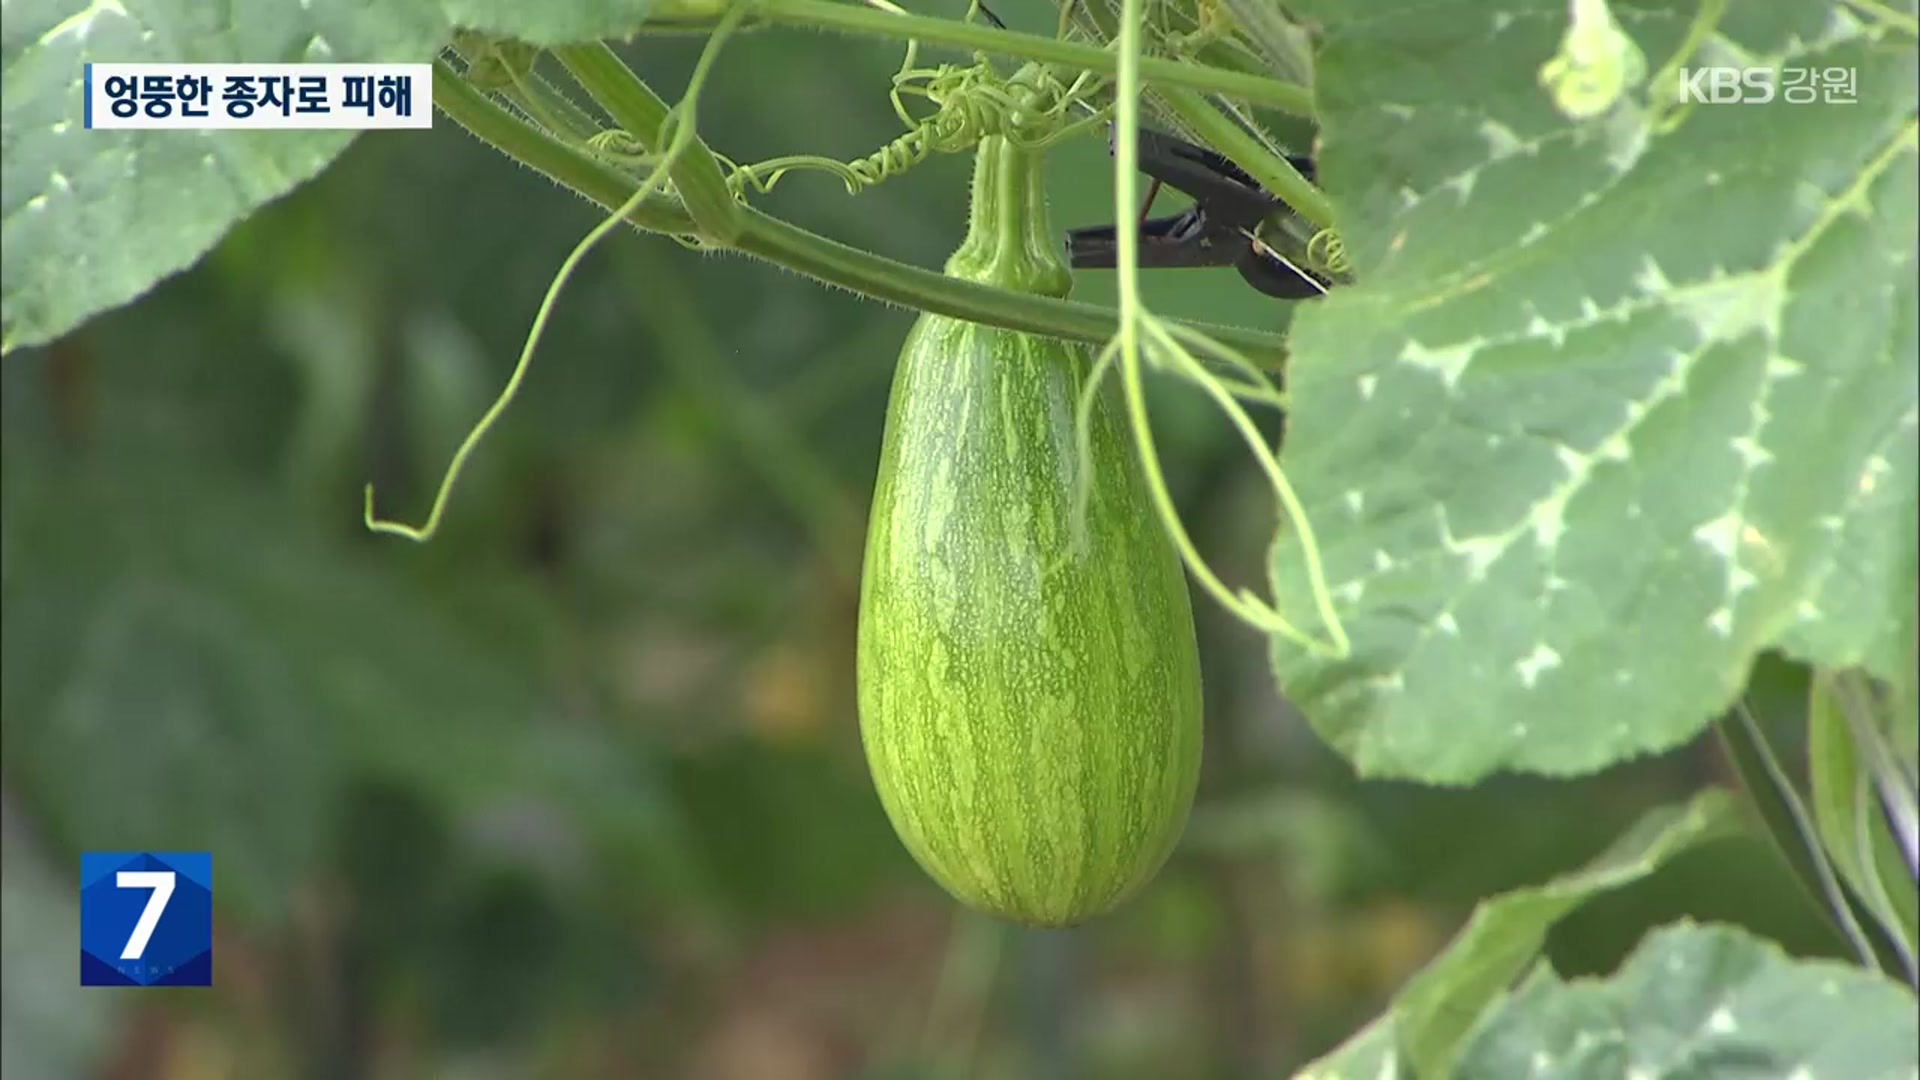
[1098,0,1346,657]
[549,41,743,243]
[733,0,1314,117]
[430,60,1291,367]
[1113,0,1143,335]
[1155,86,1332,229]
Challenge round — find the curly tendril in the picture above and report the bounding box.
[586,129,646,155]
[727,61,1107,196]
[1306,228,1350,277]
[583,129,667,173]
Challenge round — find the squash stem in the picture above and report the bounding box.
[950,136,1072,298]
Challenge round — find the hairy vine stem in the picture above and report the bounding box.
[430,62,696,235]
[550,41,744,243]
[1152,84,1332,230]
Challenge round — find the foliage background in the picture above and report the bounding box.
[0,28,1851,1080]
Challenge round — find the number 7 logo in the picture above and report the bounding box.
[80,852,213,986]
[115,870,176,960]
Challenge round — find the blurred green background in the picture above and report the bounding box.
[0,29,1845,1080]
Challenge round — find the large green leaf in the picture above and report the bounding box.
[0,0,657,353]
[1293,789,1739,1080]
[1270,0,1919,781]
[1455,921,1919,1079]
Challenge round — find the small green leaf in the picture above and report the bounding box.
[1,0,659,353]
[1394,789,1742,1079]
[1272,0,1919,782]
[1454,921,1920,1079]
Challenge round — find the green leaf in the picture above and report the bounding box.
[1396,789,1741,1079]
[1291,789,1741,1080]
[1269,0,1920,781]
[1454,921,1920,1079]
[0,0,658,353]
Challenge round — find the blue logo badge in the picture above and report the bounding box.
[79,852,213,986]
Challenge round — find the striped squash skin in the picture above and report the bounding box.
[856,135,1204,927]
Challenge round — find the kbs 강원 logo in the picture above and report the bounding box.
[1675,66,1859,105]
[79,852,213,986]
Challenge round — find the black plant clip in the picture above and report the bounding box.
[1066,127,1329,300]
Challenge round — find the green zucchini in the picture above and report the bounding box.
[856,133,1205,927]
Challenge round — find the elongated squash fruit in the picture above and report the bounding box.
[856,134,1204,927]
